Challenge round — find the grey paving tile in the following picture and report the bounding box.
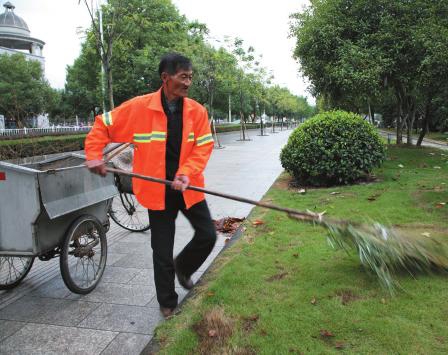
[109,241,151,255]
[101,332,152,355]
[101,266,141,284]
[78,303,163,334]
[106,252,128,266]
[0,320,25,342]
[0,323,117,355]
[30,276,72,299]
[128,269,155,286]
[119,233,151,244]
[111,255,153,269]
[67,283,154,306]
[0,296,100,326]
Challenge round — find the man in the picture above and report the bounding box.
[85,53,217,318]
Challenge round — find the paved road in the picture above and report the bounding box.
[0,128,292,355]
[379,130,448,150]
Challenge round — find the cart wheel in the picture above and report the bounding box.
[0,256,35,290]
[60,215,107,294]
[109,192,150,232]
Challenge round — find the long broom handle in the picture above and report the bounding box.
[106,167,320,222]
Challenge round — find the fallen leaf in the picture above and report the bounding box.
[367,193,380,201]
[311,297,317,305]
[268,231,275,236]
[330,191,340,195]
[292,253,299,258]
[421,232,431,238]
[252,219,264,226]
[429,153,435,155]
[213,217,245,234]
[208,329,217,337]
[320,329,335,338]
[335,342,345,350]
[435,202,446,208]
[297,189,306,194]
[207,291,215,297]
[224,237,231,243]
[381,298,386,304]
[398,164,404,168]
[434,166,442,169]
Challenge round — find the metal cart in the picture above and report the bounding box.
[0,153,117,294]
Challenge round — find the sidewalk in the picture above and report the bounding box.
[0,128,292,354]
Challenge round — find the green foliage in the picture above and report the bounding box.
[280,111,385,186]
[0,54,53,127]
[65,0,314,122]
[290,0,448,140]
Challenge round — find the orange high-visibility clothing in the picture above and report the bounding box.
[85,88,214,210]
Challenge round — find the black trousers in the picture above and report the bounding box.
[148,189,216,308]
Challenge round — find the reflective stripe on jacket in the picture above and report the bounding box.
[85,88,214,210]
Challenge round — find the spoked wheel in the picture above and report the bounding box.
[109,192,150,232]
[0,256,35,290]
[60,215,107,294]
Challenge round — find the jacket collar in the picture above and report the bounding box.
[148,87,194,114]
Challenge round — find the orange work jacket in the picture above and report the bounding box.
[85,88,214,210]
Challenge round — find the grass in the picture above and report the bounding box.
[156,145,448,354]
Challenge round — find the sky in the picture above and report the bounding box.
[3,0,313,103]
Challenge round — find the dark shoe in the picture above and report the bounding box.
[174,258,194,290]
[160,306,175,318]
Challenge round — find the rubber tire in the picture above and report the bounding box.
[109,193,151,232]
[0,256,34,290]
[60,215,107,294]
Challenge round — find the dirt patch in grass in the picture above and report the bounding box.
[192,307,234,354]
[242,314,259,333]
[335,289,361,305]
[266,272,288,282]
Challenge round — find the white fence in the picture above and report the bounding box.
[0,126,91,138]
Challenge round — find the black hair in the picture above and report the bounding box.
[158,53,192,77]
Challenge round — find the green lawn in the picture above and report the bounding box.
[155,145,448,354]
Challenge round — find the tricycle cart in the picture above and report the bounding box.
[0,153,117,294]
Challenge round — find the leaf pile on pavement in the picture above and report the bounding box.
[213,217,245,234]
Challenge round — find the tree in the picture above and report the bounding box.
[290,0,448,144]
[0,54,53,128]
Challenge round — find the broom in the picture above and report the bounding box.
[106,167,448,294]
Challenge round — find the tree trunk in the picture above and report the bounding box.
[416,101,431,146]
[406,109,416,146]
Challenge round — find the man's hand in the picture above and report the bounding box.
[85,159,107,177]
[171,174,190,192]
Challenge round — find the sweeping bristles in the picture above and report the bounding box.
[287,212,448,294]
[324,221,448,293]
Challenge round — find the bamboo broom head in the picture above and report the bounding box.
[288,213,448,294]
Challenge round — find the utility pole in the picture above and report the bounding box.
[228,94,231,123]
[98,3,107,113]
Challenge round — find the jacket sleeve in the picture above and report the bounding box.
[84,100,136,161]
[177,106,214,177]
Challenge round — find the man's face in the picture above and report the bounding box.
[162,68,193,99]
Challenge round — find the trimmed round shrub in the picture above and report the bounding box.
[280,110,386,186]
